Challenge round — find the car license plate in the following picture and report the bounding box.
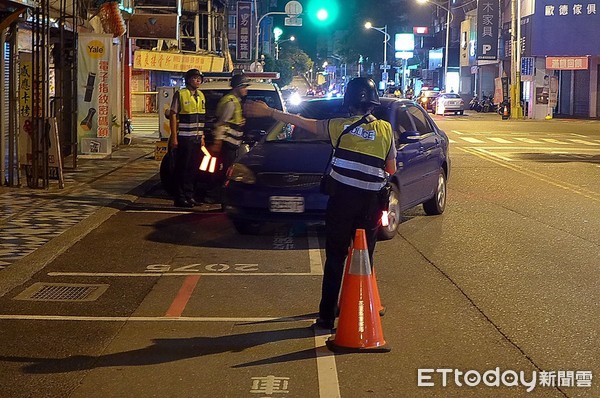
[269,196,305,213]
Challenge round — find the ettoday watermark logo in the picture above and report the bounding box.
[418,368,593,392]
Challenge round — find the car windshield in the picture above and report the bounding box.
[202,88,283,135]
[441,93,461,99]
[423,91,439,97]
[265,99,349,143]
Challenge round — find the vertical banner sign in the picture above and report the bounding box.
[18,53,63,185]
[476,0,499,60]
[17,52,32,168]
[236,2,252,61]
[77,33,113,155]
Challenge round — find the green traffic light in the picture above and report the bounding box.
[316,9,328,21]
[307,0,338,26]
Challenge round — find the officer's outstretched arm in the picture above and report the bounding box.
[244,101,318,134]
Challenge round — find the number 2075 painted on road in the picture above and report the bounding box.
[145,263,259,273]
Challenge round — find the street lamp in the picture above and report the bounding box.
[416,0,453,91]
[275,36,295,60]
[364,22,390,87]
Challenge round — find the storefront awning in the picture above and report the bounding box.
[133,49,225,73]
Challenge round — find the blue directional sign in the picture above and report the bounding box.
[521,57,534,76]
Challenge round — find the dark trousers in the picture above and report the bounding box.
[174,135,202,201]
[319,182,380,322]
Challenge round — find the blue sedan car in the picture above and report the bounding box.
[223,97,450,239]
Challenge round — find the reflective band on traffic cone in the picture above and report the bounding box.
[326,229,390,353]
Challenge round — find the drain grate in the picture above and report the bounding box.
[14,283,109,302]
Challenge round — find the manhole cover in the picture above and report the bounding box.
[14,282,109,302]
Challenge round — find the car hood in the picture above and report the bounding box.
[239,141,331,174]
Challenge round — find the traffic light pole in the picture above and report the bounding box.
[254,11,288,67]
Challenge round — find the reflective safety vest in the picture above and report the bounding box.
[328,116,393,191]
[216,93,244,146]
[178,88,206,137]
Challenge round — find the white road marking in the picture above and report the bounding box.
[513,137,542,144]
[568,139,599,146]
[460,137,485,144]
[472,148,513,161]
[48,272,314,277]
[314,332,341,398]
[308,228,324,275]
[125,210,195,214]
[540,138,569,145]
[448,139,457,144]
[488,137,513,144]
[0,314,316,322]
[450,130,463,135]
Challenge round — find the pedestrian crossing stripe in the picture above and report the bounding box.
[488,137,512,143]
[448,137,599,146]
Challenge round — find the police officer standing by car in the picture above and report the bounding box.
[169,68,206,208]
[245,77,396,329]
[211,73,251,182]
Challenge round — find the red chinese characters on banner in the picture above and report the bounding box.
[546,56,588,70]
[97,60,110,138]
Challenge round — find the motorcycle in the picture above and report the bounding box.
[469,96,480,111]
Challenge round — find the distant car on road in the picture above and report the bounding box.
[223,97,451,239]
[417,88,440,112]
[435,93,465,115]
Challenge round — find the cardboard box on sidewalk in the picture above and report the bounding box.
[155,141,168,161]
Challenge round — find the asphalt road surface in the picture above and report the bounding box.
[0,113,598,398]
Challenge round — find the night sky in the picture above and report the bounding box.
[268,0,432,62]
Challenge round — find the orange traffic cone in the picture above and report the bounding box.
[326,229,390,353]
[502,104,509,120]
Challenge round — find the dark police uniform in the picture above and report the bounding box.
[315,114,396,326]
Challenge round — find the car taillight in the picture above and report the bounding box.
[460,100,464,105]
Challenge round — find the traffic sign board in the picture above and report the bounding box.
[380,64,391,70]
[285,16,302,26]
[285,1,302,16]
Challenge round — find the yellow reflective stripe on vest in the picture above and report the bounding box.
[326,116,392,190]
[331,157,387,178]
[178,88,206,136]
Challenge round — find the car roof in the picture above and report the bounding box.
[199,81,279,91]
[294,97,414,119]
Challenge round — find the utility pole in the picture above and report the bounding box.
[510,0,523,118]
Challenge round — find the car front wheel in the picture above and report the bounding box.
[378,183,401,241]
[423,168,447,215]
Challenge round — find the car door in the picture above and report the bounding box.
[392,104,429,207]
[408,106,442,200]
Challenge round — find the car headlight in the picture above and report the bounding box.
[227,163,256,184]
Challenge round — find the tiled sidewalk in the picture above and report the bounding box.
[0,139,160,269]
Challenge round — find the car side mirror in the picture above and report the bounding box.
[243,129,266,144]
[398,130,421,144]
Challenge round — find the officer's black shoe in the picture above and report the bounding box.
[174,199,193,208]
[311,318,334,330]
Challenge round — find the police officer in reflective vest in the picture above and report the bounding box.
[169,69,206,207]
[245,77,396,329]
[211,73,250,178]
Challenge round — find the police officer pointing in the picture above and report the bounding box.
[245,77,396,329]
